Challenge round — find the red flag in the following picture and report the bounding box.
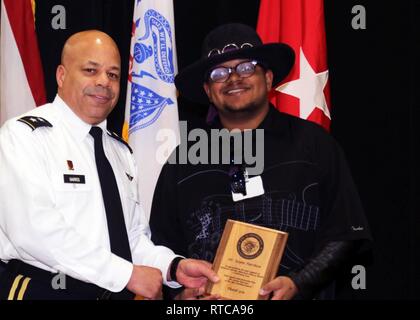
[257,0,331,130]
[1,0,46,125]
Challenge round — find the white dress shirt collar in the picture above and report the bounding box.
[53,94,107,141]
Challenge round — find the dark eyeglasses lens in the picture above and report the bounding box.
[210,67,229,82]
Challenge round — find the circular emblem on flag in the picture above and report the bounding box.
[237,233,264,259]
[128,9,176,134]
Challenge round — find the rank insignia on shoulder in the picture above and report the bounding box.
[17,116,53,131]
[107,130,133,154]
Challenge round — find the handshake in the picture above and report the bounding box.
[126,258,221,300]
[125,257,298,300]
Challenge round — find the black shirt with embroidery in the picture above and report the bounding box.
[150,106,371,277]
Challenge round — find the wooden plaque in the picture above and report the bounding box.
[206,219,288,300]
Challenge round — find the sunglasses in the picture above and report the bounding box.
[207,60,262,83]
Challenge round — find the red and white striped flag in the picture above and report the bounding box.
[0,0,46,125]
[257,0,331,130]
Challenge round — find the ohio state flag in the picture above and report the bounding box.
[0,0,46,125]
[257,0,331,130]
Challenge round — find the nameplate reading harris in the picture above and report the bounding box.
[206,219,288,300]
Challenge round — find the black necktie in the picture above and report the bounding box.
[89,126,132,262]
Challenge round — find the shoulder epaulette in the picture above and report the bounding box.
[107,131,133,154]
[17,116,53,131]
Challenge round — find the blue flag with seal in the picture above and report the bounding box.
[124,0,180,220]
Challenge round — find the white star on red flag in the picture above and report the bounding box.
[257,0,331,130]
[276,47,330,120]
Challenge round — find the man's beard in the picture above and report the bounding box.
[221,93,268,116]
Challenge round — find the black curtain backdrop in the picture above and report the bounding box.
[33,0,418,299]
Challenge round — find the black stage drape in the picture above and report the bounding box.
[31,0,418,299]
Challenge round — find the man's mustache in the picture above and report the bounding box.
[84,87,115,99]
[222,80,251,93]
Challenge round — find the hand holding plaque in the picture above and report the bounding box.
[206,219,288,300]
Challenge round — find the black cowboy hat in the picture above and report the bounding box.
[175,23,295,105]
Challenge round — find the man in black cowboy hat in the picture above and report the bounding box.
[149,23,371,300]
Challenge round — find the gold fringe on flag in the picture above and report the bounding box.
[31,0,36,22]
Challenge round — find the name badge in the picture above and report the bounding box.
[232,176,264,202]
[63,174,86,184]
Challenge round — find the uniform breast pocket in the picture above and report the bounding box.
[52,173,93,214]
